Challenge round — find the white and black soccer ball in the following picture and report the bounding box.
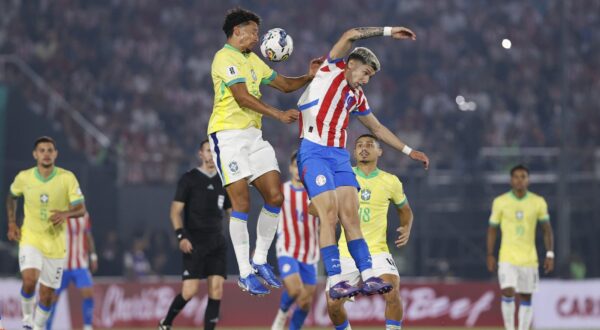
[260,28,293,62]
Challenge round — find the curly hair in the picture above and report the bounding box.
[222,7,261,38]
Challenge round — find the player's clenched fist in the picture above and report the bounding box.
[391,27,416,40]
[278,109,299,124]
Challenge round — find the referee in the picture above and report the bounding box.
[159,139,231,330]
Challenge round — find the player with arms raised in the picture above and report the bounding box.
[6,136,86,330]
[326,134,413,330]
[296,26,429,299]
[208,8,322,296]
[487,165,554,330]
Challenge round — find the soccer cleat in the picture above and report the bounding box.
[329,280,361,300]
[252,262,282,288]
[157,319,171,330]
[360,276,393,296]
[238,274,270,296]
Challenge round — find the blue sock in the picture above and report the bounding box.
[335,319,350,330]
[321,245,341,276]
[386,319,402,329]
[347,239,372,273]
[45,302,57,330]
[279,291,295,313]
[289,308,309,330]
[83,297,94,325]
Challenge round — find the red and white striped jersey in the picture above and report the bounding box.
[65,213,91,270]
[276,181,320,264]
[297,57,371,148]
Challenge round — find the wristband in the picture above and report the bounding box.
[402,145,413,155]
[90,253,98,262]
[175,228,187,242]
[383,27,393,37]
[546,251,555,259]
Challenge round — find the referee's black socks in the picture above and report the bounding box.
[163,293,189,325]
[204,298,221,330]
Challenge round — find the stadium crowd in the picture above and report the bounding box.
[1,0,599,183]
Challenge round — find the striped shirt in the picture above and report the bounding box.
[297,58,371,148]
[276,181,319,264]
[65,213,91,270]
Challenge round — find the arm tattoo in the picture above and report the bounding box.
[349,27,384,41]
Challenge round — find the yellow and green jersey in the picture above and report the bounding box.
[207,44,277,134]
[489,191,549,267]
[339,167,407,258]
[10,167,85,258]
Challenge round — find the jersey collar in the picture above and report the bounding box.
[34,167,57,183]
[354,167,380,179]
[224,43,250,57]
[510,190,529,201]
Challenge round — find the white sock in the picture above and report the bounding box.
[33,303,51,330]
[21,291,35,324]
[229,217,252,277]
[360,269,376,281]
[501,296,516,330]
[271,308,288,330]
[518,303,533,330]
[252,206,280,265]
[83,325,93,330]
[329,274,342,285]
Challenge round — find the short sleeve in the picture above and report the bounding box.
[9,172,24,197]
[213,53,246,87]
[256,56,277,85]
[489,198,502,226]
[67,172,85,205]
[173,174,189,203]
[391,176,407,208]
[223,192,232,210]
[537,198,550,222]
[351,92,372,116]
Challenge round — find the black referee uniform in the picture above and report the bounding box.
[174,168,231,280]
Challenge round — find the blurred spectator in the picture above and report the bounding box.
[123,236,152,280]
[569,254,586,280]
[96,230,124,276]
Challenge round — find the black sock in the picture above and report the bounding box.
[163,293,189,325]
[204,298,221,330]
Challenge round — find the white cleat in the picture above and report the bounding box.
[271,308,288,330]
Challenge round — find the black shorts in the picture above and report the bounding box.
[182,233,227,280]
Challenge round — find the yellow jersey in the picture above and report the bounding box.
[489,191,549,267]
[207,44,277,134]
[339,167,407,257]
[10,167,85,259]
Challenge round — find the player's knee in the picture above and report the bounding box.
[231,198,251,213]
[287,286,302,299]
[182,284,199,300]
[501,287,516,297]
[21,277,37,292]
[264,189,284,207]
[298,292,313,311]
[519,293,532,302]
[208,283,224,300]
[384,289,401,305]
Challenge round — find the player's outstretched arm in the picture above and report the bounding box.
[6,193,20,241]
[358,113,429,169]
[269,57,325,93]
[229,83,298,124]
[329,26,416,60]
[395,202,413,247]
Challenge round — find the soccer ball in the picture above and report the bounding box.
[260,28,293,62]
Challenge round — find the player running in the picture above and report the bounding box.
[208,7,322,296]
[271,151,319,330]
[487,165,554,330]
[46,212,98,330]
[6,136,86,330]
[159,140,232,330]
[326,134,413,330]
[296,26,429,299]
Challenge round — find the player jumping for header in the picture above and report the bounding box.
[296,26,429,300]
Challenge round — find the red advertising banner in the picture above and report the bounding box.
[67,279,502,328]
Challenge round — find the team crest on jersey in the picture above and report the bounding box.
[40,194,49,204]
[516,210,524,220]
[360,189,371,201]
[250,69,257,82]
[228,161,239,174]
[315,174,327,187]
[226,65,238,77]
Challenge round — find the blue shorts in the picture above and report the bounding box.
[278,256,317,286]
[297,139,359,198]
[56,268,93,295]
